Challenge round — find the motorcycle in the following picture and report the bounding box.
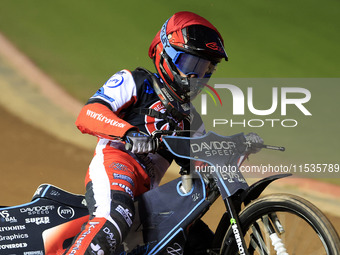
[0,131,339,255]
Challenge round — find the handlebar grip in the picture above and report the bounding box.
[263,145,285,151]
[257,144,285,151]
[124,139,159,153]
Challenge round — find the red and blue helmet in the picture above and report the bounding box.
[149,11,228,104]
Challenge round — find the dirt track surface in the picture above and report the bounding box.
[0,104,92,205]
[0,32,339,235]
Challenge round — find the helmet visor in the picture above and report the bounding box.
[174,52,215,78]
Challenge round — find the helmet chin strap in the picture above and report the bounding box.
[151,73,190,122]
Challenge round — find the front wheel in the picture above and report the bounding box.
[220,193,340,255]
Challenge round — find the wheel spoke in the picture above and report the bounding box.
[269,213,285,234]
[251,222,269,255]
[249,233,265,255]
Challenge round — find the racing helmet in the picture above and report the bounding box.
[149,11,228,104]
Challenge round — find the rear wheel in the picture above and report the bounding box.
[220,193,340,255]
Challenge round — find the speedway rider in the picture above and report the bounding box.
[66,11,263,254]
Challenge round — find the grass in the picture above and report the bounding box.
[0,0,339,184]
[0,0,339,101]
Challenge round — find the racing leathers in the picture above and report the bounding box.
[64,68,205,254]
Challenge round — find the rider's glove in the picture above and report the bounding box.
[245,132,264,154]
[124,130,158,154]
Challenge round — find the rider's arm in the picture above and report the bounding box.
[76,102,136,139]
[75,70,138,139]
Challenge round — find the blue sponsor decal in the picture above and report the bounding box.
[113,173,135,187]
[93,87,115,102]
[144,79,154,94]
[112,182,134,198]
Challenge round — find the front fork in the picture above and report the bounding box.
[223,196,250,255]
[212,174,292,255]
[179,171,249,254]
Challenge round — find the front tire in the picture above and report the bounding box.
[220,193,340,255]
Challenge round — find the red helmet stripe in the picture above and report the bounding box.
[149,11,223,59]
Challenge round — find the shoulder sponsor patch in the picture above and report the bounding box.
[105,73,125,88]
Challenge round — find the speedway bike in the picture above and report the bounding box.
[0,131,339,254]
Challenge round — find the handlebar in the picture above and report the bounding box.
[252,143,285,152]
[124,130,285,153]
[124,130,177,152]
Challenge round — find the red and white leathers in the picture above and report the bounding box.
[64,68,205,254]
